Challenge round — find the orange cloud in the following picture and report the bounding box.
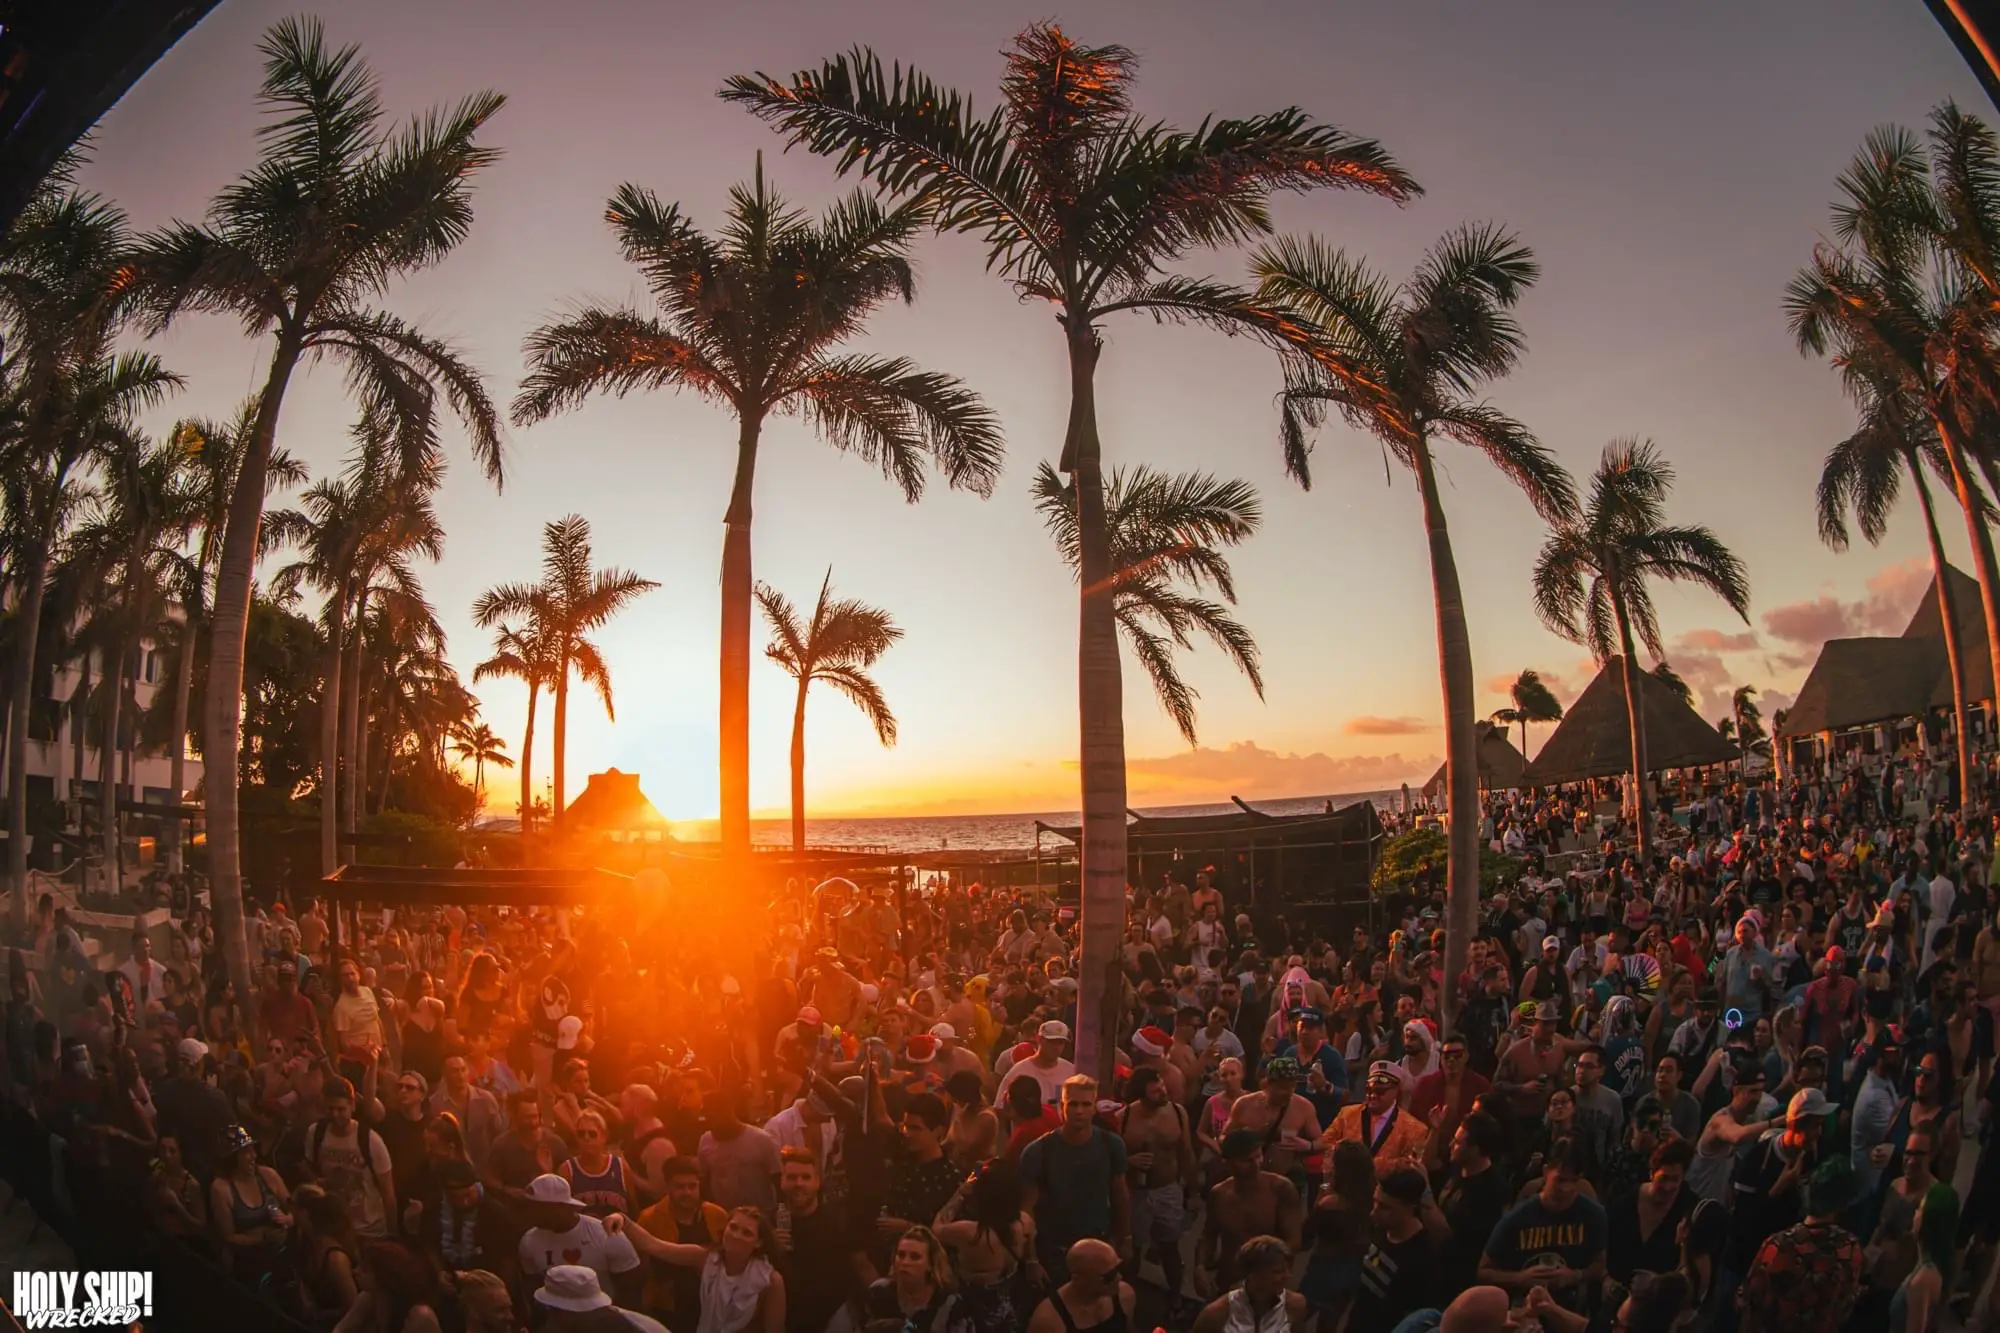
[1675,628,1759,653]
[1127,742,1436,799]
[1762,556,1930,655]
[1343,715,1433,736]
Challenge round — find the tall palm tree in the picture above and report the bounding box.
[727,26,1414,1074]
[69,430,201,891]
[130,16,505,1001]
[449,721,512,810]
[1651,661,1695,708]
[511,161,1001,882]
[1533,441,1750,865]
[473,619,555,835]
[1814,362,1977,802]
[161,410,305,872]
[756,573,902,853]
[1787,122,2000,726]
[1490,669,1563,760]
[1251,227,1575,1034]
[0,170,166,931]
[472,516,655,827]
[1031,462,1264,745]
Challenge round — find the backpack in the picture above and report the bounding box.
[306,1118,379,1179]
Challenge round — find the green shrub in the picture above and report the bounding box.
[1372,828,1518,896]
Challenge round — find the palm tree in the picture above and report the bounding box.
[727,26,1415,1074]
[511,161,1001,883]
[1533,441,1750,865]
[1814,365,1978,804]
[755,574,902,853]
[1788,120,2000,727]
[1251,227,1575,1035]
[1651,661,1695,708]
[1730,685,1765,779]
[1490,669,1563,759]
[472,516,655,827]
[448,721,512,810]
[130,16,505,1001]
[472,619,555,835]
[1031,462,1264,745]
[68,430,201,891]
[161,410,305,873]
[0,170,168,931]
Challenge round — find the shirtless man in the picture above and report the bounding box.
[1026,1239,1137,1333]
[1130,1026,1187,1103]
[1121,1067,1195,1302]
[1221,1056,1320,1179]
[928,1022,988,1089]
[1200,1132,1302,1293]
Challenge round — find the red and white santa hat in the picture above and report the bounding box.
[1131,1025,1172,1058]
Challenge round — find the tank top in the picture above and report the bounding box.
[1889,1260,1934,1333]
[1049,1288,1130,1333]
[1221,1289,1291,1333]
[229,1174,284,1237]
[560,1153,632,1216]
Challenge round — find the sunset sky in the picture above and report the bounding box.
[76,0,1990,821]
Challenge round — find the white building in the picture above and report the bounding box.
[7,631,204,871]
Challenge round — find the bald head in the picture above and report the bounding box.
[1441,1287,1511,1333]
[1066,1238,1120,1282]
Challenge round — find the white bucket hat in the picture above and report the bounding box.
[535,1265,612,1311]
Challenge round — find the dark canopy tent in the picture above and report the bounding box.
[1523,656,1738,785]
[318,864,633,954]
[1040,798,1383,910]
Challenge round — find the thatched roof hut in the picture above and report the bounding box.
[1424,721,1529,796]
[562,768,672,836]
[1778,564,1991,737]
[1523,657,1738,785]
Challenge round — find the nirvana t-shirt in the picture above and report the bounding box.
[1482,1194,1607,1309]
[1349,1230,1440,1333]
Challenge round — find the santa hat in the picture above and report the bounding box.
[1010,1041,1037,1063]
[1131,1026,1171,1058]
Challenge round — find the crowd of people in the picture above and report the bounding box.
[4,736,2000,1333]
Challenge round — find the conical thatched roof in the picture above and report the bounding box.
[1777,564,1991,737]
[1424,721,1529,796]
[1523,657,1738,785]
[562,768,671,833]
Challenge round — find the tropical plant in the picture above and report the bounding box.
[160,410,306,872]
[511,159,1000,877]
[0,168,168,930]
[1251,226,1575,1035]
[472,618,555,835]
[755,573,902,853]
[472,516,655,827]
[1788,110,2000,736]
[1490,669,1563,760]
[726,25,1415,1074]
[1031,461,1263,744]
[1813,357,1978,801]
[67,430,202,890]
[1532,441,1750,864]
[448,721,512,810]
[129,16,505,1000]
[1651,661,1694,707]
[1730,685,1766,777]
[1371,827,1514,897]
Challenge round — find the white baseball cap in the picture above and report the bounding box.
[556,1014,583,1050]
[929,1022,957,1041]
[177,1037,209,1065]
[525,1174,587,1209]
[1039,1020,1071,1041]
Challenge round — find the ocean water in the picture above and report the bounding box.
[670,790,1403,854]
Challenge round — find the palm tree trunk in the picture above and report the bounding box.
[789,673,809,854]
[1068,326,1128,1084]
[7,546,52,933]
[719,415,761,864]
[100,640,123,894]
[552,652,570,826]
[1411,437,1480,1038]
[319,595,346,877]
[1613,596,1654,864]
[520,684,538,835]
[1911,458,1973,803]
[1935,412,2000,727]
[341,633,363,840]
[166,623,194,873]
[204,339,302,1007]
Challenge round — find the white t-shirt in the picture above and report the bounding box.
[312,1121,394,1237]
[763,1104,838,1162]
[519,1214,641,1285]
[996,1057,1075,1107]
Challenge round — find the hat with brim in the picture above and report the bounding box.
[535,1266,613,1312]
[525,1174,588,1209]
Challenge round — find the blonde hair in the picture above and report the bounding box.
[1060,1074,1098,1102]
[895,1225,957,1290]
